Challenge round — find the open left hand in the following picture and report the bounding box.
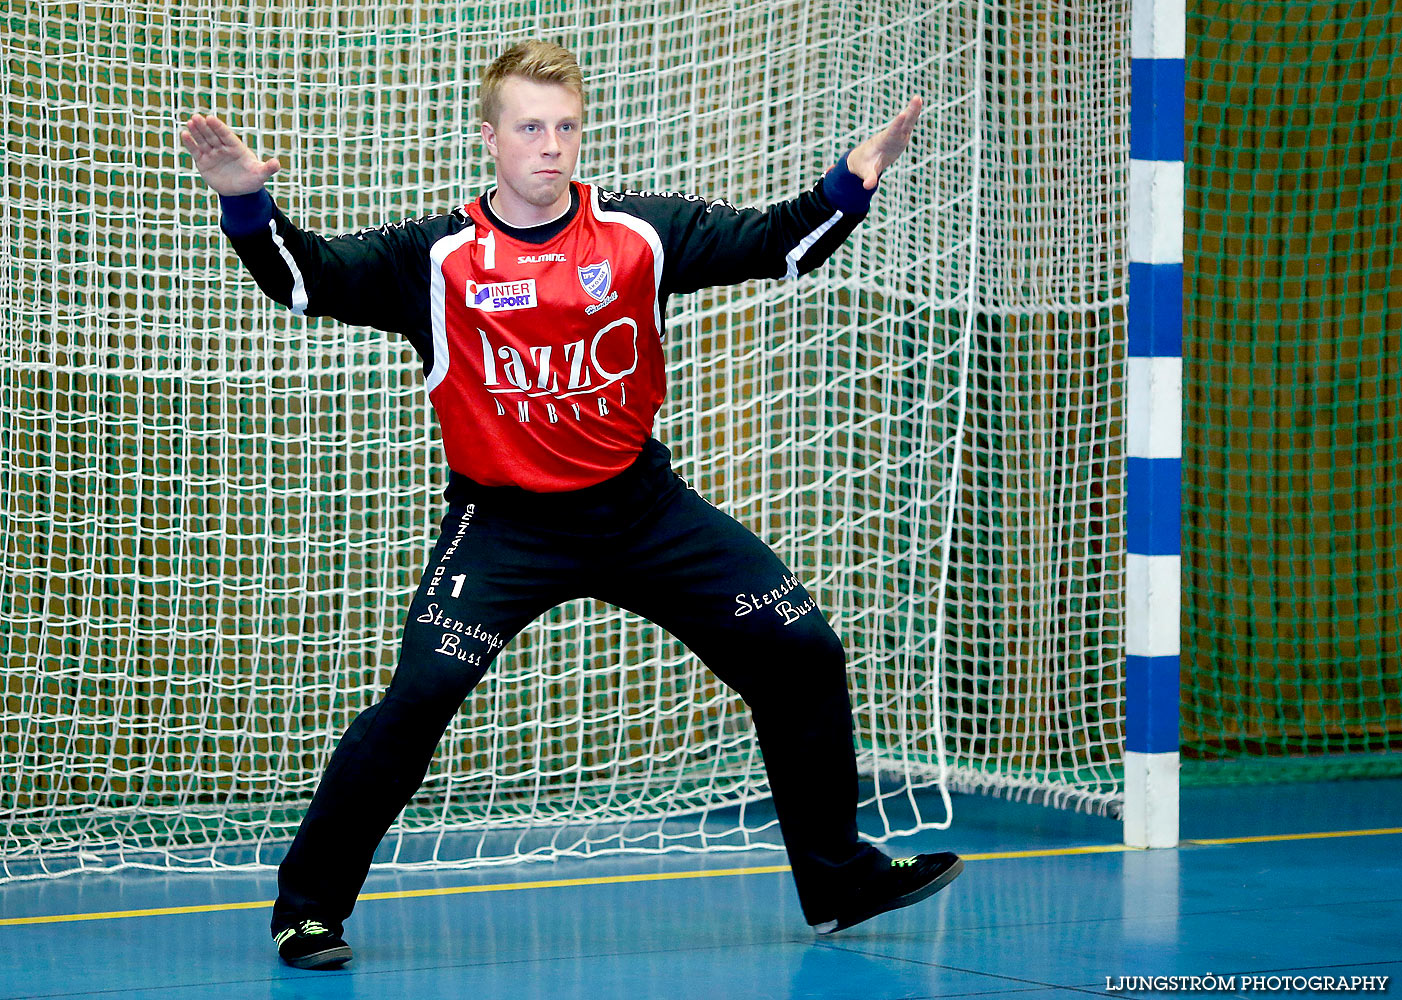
[845,97,924,190]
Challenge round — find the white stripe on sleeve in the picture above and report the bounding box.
[426,225,477,395]
[784,209,844,280]
[267,218,309,315]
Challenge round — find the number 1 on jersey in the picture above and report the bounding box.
[477,229,496,270]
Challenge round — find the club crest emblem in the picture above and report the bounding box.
[578,260,612,302]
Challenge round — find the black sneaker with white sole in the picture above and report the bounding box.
[810,852,964,934]
[274,919,353,970]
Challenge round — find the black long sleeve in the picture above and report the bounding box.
[221,198,471,363]
[597,177,866,298]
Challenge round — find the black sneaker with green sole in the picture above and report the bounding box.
[810,851,964,934]
[274,918,353,970]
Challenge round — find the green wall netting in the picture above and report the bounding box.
[1184,1,1402,781]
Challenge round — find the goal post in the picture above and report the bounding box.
[1,0,1138,882]
[1124,0,1184,849]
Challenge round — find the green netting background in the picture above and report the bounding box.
[1184,1,1402,782]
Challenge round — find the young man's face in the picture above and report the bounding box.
[482,76,583,218]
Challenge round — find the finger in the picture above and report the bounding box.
[890,97,923,134]
[189,114,220,149]
[193,114,231,152]
[208,117,235,151]
[185,122,215,158]
[260,157,282,179]
[877,116,919,157]
[205,114,238,148]
[179,128,200,155]
[891,100,922,138]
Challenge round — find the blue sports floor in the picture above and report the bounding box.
[2,780,1399,999]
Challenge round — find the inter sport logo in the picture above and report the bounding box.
[466,279,536,311]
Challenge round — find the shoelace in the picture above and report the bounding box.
[275,919,332,947]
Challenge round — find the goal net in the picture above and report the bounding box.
[1,0,1128,881]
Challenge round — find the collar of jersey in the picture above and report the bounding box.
[478,183,582,247]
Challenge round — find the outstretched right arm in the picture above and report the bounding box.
[181,113,443,338]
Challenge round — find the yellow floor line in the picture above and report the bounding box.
[1184,826,1402,846]
[0,898,275,926]
[2,826,1397,928]
[0,866,791,927]
[961,844,1135,861]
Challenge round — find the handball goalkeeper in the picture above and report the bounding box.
[181,39,961,971]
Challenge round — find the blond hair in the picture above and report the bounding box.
[481,40,584,124]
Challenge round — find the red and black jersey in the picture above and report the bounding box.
[222,171,868,491]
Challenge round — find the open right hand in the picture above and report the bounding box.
[846,97,923,190]
[180,113,281,196]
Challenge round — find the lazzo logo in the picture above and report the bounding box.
[478,318,638,399]
[466,279,536,311]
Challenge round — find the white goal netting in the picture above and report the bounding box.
[1,0,1127,881]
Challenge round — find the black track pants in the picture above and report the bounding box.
[272,440,884,934]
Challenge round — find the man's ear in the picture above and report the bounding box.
[481,120,497,157]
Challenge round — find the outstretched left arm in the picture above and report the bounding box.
[610,96,925,297]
